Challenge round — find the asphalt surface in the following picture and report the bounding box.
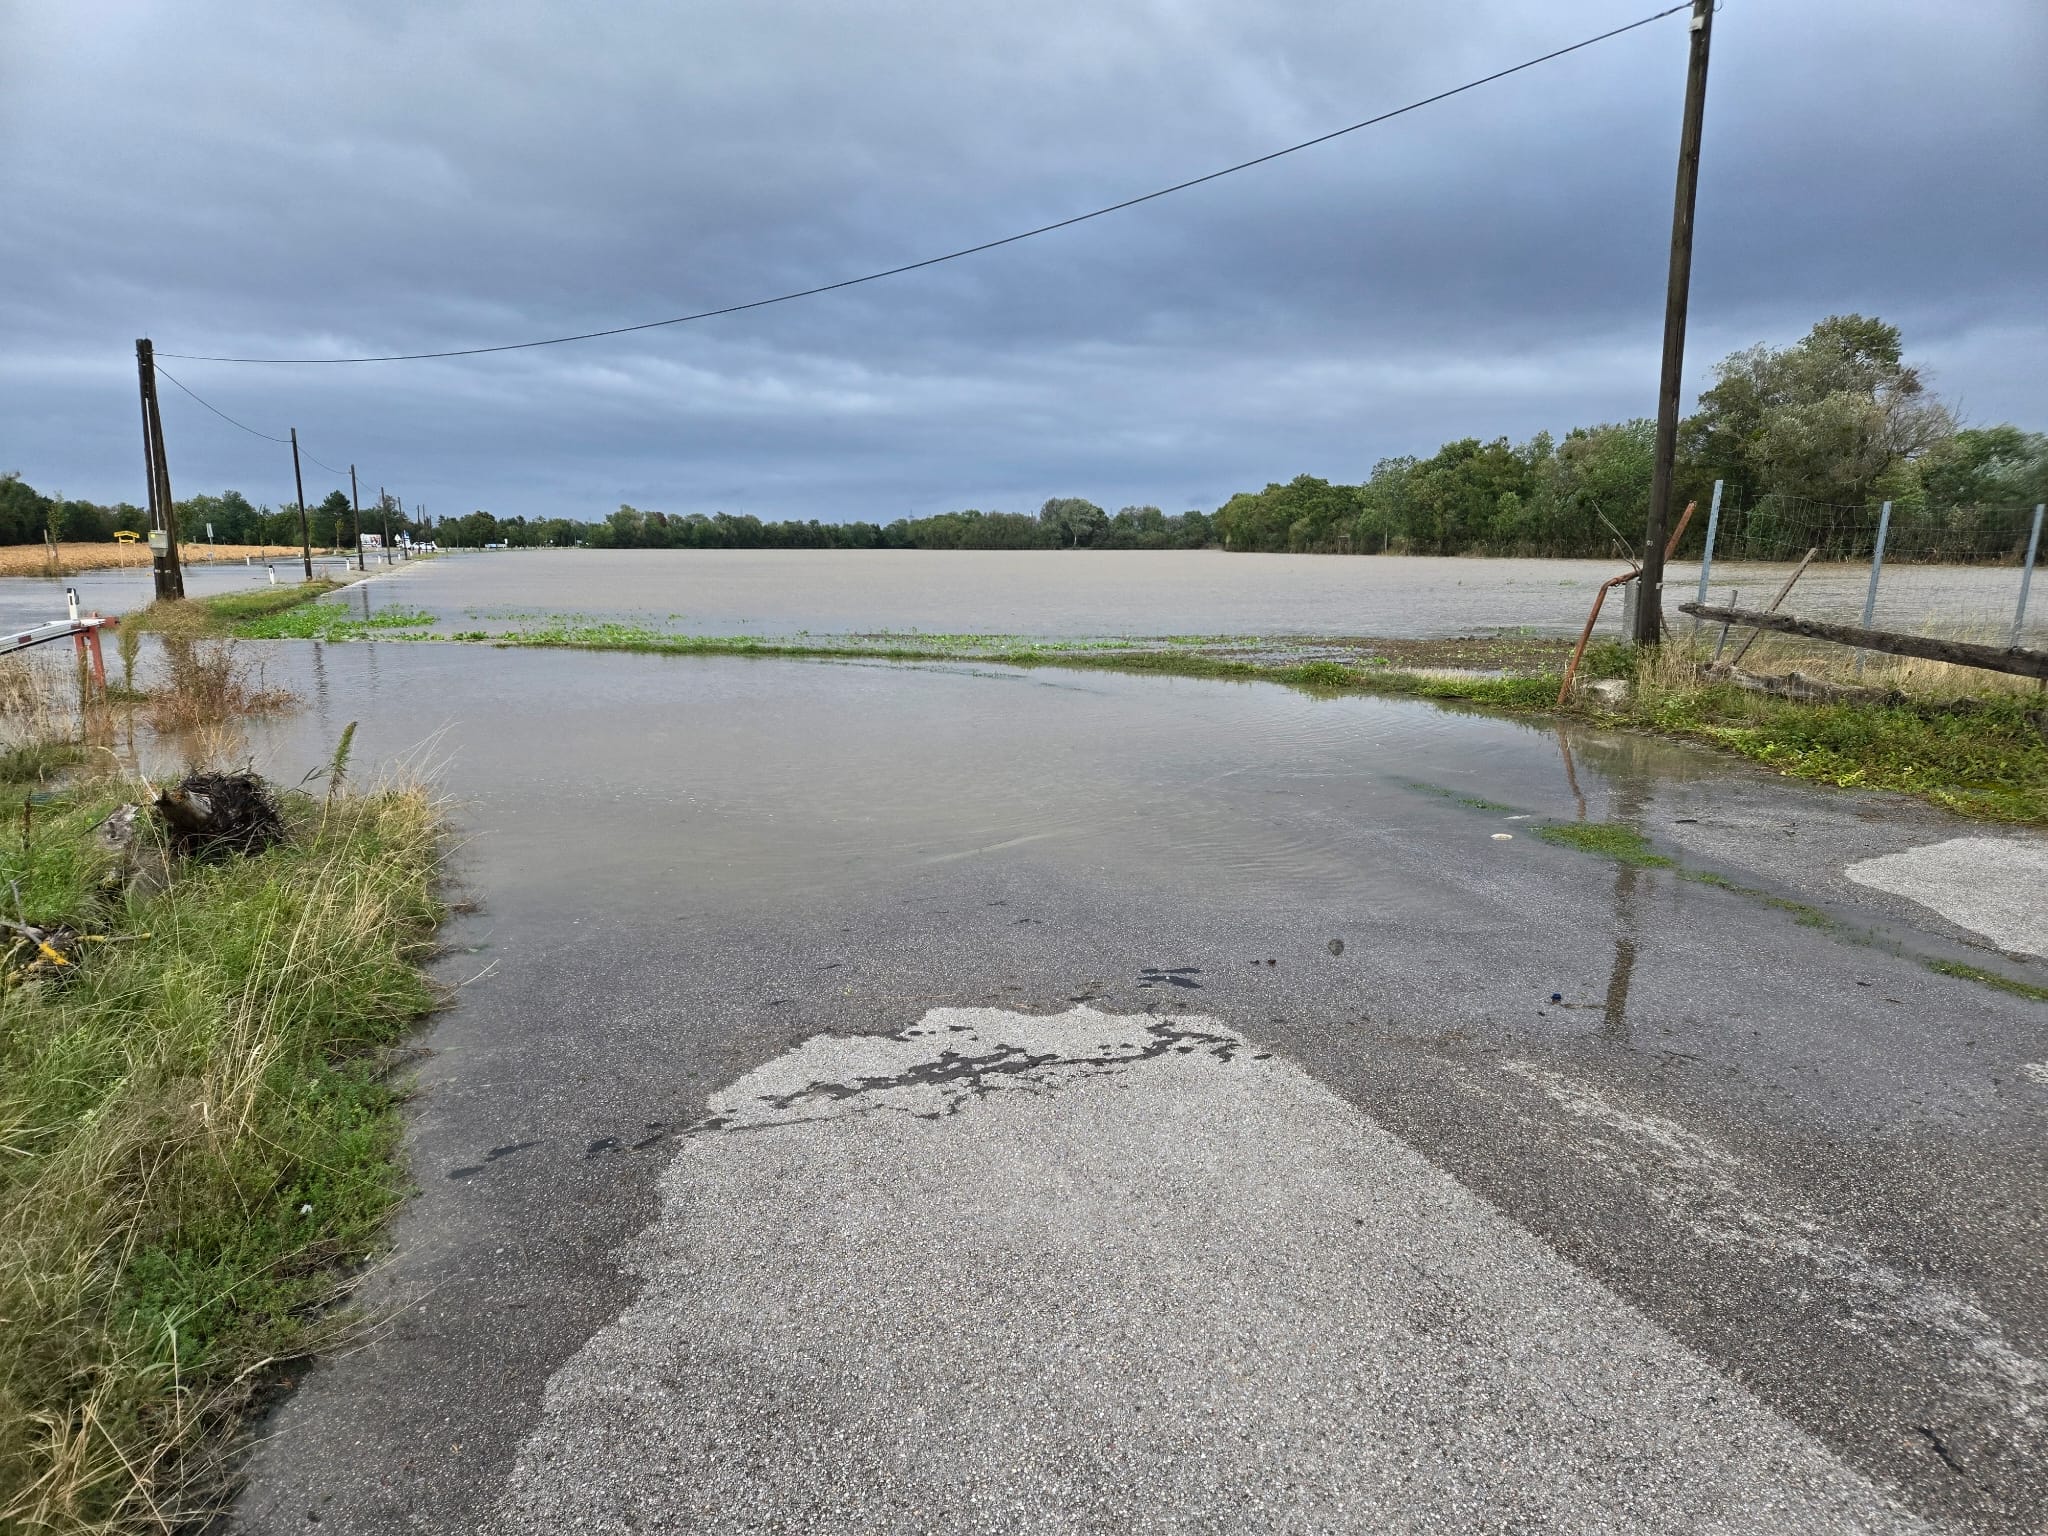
[218,644,2047,1534]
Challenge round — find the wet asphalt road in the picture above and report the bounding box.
[216,644,2047,1534]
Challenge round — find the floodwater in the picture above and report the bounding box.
[0,557,358,633]
[356,548,2043,642]
[181,595,2048,1535]
[217,641,1831,926]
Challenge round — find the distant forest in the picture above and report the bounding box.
[10,317,2042,557]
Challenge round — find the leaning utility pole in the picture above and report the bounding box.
[133,338,185,599]
[351,464,366,572]
[1636,0,1715,646]
[289,428,314,582]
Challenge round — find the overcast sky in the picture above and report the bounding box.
[3,0,2043,523]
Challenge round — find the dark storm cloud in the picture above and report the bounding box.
[3,0,2043,521]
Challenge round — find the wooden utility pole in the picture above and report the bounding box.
[351,465,366,572]
[379,485,391,562]
[289,428,314,581]
[1636,0,1715,646]
[133,339,185,600]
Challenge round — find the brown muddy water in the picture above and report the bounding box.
[348,548,2045,642]
[195,640,1786,919]
[0,558,355,632]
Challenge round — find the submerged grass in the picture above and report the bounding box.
[228,605,435,642]
[1925,959,2048,1004]
[1535,821,1675,867]
[0,760,444,1531]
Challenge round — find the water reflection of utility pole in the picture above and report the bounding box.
[1556,727,1589,822]
[1602,863,1640,1043]
[1601,775,1651,1043]
[309,640,330,719]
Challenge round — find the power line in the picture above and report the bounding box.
[154,364,290,442]
[161,3,1691,366]
[299,444,350,479]
[155,363,353,477]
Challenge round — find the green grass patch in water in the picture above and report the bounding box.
[230,604,437,641]
[1537,821,1675,867]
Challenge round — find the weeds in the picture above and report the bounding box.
[1535,822,1676,867]
[198,582,341,623]
[0,767,444,1531]
[1926,959,2048,1004]
[144,640,295,734]
[231,606,435,642]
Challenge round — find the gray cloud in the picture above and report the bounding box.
[3,0,2043,521]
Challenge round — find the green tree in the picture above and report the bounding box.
[1038,497,1108,547]
[1918,426,2048,508]
[1682,315,1954,505]
[313,490,352,547]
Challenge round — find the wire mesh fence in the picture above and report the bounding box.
[1677,491,2046,648]
[1709,494,2042,567]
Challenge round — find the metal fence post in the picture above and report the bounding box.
[1856,500,1891,675]
[2014,503,2045,650]
[1692,479,1723,640]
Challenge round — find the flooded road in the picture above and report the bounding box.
[0,557,358,631]
[357,547,2046,641]
[204,638,2048,1534]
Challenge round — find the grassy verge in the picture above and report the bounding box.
[0,758,444,1530]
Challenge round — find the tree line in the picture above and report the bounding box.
[9,316,2040,558]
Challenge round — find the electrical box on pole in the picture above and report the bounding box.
[134,339,185,600]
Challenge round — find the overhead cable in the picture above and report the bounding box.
[156,364,353,476]
[160,3,1691,365]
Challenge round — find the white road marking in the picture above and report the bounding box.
[1844,837,2048,957]
[922,830,1063,864]
[492,1007,1922,1533]
[1497,1060,2048,1444]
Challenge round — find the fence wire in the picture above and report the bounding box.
[1709,495,2041,567]
[1681,493,2045,647]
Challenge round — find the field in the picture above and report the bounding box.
[0,544,341,577]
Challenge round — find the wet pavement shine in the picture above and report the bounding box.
[205,635,2047,1533]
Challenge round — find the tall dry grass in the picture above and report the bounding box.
[0,546,336,579]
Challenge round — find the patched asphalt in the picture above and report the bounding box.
[220,646,2047,1534]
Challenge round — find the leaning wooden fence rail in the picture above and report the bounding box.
[1676,603,2048,681]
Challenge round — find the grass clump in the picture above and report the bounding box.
[228,604,435,642]
[199,582,342,623]
[144,640,296,734]
[1926,959,2048,1004]
[1537,821,1675,867]
[1630,673,2048,823]
[0,768,444,1530]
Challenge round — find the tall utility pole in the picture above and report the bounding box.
[351,464,366,572]
[289,428,314,582]
[1636,0,1715,646]
[379,485,392,563]
[352,466,368,573]
[133,339,185,600]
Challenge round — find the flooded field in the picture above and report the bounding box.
[0,557,358,632]
[1,547,2035,645]
[345,548,2045,643]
